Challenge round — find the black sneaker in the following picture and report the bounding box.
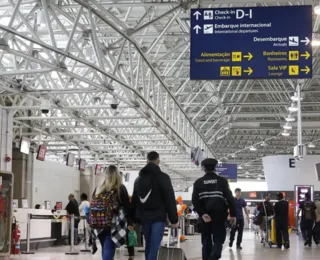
[92,242,98,255]
[229,241,233,248]
[284,241,290,249]
[261,238,264,243]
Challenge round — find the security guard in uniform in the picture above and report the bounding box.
[192,159,236,260]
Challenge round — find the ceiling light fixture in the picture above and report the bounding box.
[37,9,46,27]
[238,165,243,170]
[290,92,302,101]
[260,141,268,147]
[315,5,320,15]
[283,122,293,130]
[250,146,257,151]
[312,40,320,47]
[84,45,94,60]
[288,103,298,112]
[282,130,291,137]
[285,114,295,122]
[308,142,316,148]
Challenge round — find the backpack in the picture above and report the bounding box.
[303,201,314,220]
[89,190,119,229]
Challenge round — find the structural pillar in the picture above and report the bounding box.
[0,108,13,172]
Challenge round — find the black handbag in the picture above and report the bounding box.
[253,214,263,226]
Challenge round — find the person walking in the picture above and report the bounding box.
[313,197,320,244]
[296,192,317,247]
[91,165,133,260]
[132,151,178,260]
[126,196,135,260]
[229,188,249,250]
[274,192,290,249]
[192,158,236,260]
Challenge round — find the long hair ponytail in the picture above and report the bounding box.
[95,165,122,197]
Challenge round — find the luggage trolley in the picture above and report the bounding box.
[260,199,269,247]
[267,218,293,248]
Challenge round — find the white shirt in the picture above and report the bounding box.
[79,200,90,216]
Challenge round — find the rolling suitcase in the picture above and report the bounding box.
[313,222,320,241]
[186,225,194,235]
[157,228,186,260]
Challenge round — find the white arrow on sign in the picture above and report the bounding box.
[193,11,201,20]
[193,25,201,34]
[301,37,310,45]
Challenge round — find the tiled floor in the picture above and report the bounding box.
[10,231,320,260]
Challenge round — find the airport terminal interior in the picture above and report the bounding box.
[1,0,320,259]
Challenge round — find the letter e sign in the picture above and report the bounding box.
[289,158,295,168]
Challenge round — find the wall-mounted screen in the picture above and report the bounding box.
[37,145,47,161]
[191,147,203,166]
[66,153,75,167]
[79,158,86,172]
[20,137,31,154]
[95,164,102,175]
[315,163,320,181]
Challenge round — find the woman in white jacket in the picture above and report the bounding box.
[79,193,90,236]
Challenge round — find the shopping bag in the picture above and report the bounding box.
[128,230,138,247]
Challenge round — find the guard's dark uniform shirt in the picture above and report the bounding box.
[192,171,236,219]
[192,171,236,260]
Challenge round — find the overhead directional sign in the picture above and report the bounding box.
[216,163,237,182]
[190,6,313,80]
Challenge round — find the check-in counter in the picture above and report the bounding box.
[13,208,69,248]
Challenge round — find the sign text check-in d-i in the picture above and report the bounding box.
[190,6,313,80]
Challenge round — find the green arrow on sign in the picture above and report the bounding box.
[301,66,310,74]
[244,67,253,75]
[301,51,310,60]
[243,52,253,61]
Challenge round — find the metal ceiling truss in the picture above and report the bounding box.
[0,0,319,189]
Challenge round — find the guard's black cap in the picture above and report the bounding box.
[201,158,218,167]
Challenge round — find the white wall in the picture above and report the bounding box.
[32,155,80,208]
[123,171,139,195]
[263,155,320,191]
[175,180,268,201]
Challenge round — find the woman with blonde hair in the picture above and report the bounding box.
[90,165,133,260]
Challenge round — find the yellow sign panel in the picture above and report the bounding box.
[232,52,242,62]
[289,51,299,61]
[289,65,299,75]
[220,66,230,76]
[232,66,242,76]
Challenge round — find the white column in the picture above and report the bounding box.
[0,108,13,172]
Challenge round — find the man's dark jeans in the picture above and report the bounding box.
[142,221,165,260]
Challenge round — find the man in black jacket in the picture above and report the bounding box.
[274,192,290,249]
[192,159,236,260]
[65,194,80,245]
[132,151,178,260]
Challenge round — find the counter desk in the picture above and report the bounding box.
[14,209,69,249]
